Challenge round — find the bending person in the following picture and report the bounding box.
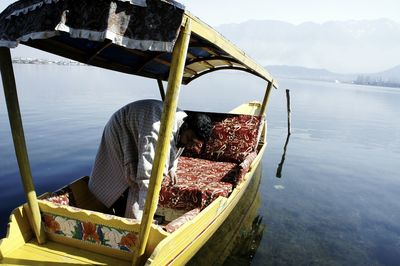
[89,99,212,220]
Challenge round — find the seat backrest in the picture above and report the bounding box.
[183,112,262,163]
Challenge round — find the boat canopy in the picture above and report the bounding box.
[0,0,275,85]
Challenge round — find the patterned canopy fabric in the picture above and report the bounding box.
[0,0,184,51]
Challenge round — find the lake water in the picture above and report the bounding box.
[1,64,400,265]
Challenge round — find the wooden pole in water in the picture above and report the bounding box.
[286,89,291,135]
[276,134,290,178]
[0,48,46,244]
[133,19,192,266]
[276,89,292,178]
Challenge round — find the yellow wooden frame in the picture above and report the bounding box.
[0,48,46,244]
[133,18,192,266]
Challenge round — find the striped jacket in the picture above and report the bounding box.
[89,99,186,217]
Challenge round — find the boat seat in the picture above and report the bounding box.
[158,113,262,217]
[38,177,149,258]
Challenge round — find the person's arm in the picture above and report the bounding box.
[135,123,175,190]
[168,147,184,185]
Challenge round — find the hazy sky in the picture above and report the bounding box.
[179,0,400,26]
[1,0,399,73]
[1,0,399,26]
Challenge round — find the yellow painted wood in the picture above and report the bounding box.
[47,233,133,261]
[1,201,168,264]
[230,101,262,115]
[260,80,275,116]
[1,240,131,265]
[0,47,46,245]
[185,13,275,85]
[38,200,142,232]
[133,18,192,266]
[0,207,33,259]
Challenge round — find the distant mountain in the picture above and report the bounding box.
[216,19,400,74]
[265,65,356,82]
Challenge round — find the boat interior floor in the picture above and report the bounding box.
[1,239,131,265]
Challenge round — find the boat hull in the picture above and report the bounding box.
[0,102,267,265]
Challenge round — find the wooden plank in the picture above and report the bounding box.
[2,240,132,265]
[229,101,262,115]
[38,201,141,232]
[0,207,33,259]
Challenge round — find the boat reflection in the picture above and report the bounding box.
[188,164,264,265]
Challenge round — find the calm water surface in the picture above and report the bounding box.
[1,65,399,265]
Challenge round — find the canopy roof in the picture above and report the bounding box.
[0,0,275,85]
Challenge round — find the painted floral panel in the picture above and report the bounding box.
[42,213,138,253]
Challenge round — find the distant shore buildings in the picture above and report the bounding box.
[11,57,400,89]
[353,75,400,88]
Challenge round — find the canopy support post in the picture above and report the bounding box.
[133,19,192,266]
[0,48,46,244]
[157,79,165,101]
[259,79,274,116]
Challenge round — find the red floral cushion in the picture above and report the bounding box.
[202,115,261,163]
[182,114,262,163]
[159,156,238,211]
[44,187,76,206]
[165,208,200,233]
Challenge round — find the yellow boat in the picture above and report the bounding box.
[0,0,278,265]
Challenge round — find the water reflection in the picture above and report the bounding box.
[275,133,291,178]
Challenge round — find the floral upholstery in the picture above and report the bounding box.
[203,115,261,163]
[44,187,76,206]
[165,208,200,233]
[183,113,262,163]
[159,113,262,214]
[159,156,238,211]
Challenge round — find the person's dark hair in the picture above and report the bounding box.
[184,113,212,140]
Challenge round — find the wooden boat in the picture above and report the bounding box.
[0,0,278,265]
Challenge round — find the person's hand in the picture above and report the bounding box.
[169,170,178,186]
